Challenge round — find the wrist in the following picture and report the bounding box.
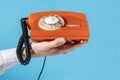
[22,47,36,59]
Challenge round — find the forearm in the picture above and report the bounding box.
[0,48,19,75]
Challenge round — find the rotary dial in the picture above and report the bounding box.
[38,15,65,30]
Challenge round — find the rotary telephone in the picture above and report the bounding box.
[16,11,90,80]
[16,11,90,65]
[28,11,89,42]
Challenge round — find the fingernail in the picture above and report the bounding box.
[80,40,84,44]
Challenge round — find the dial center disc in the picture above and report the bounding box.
[44,16,59,24]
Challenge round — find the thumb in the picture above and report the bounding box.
[47,38,66,48]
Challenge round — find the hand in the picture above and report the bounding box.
[31,38,87,58]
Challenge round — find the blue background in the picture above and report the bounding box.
[0,0,120,80]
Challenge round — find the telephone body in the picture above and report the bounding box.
[27,11,90,42]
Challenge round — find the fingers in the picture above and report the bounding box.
[46,38,66,49]
[56,41,88,54]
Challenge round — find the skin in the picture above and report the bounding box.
[29,38,87,58]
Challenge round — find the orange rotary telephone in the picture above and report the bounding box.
[28,11,90,41]
[16,11,90,65]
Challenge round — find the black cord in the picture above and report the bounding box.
[38,56,47,80]
[16,18,31,65]
[17,17,47,79]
